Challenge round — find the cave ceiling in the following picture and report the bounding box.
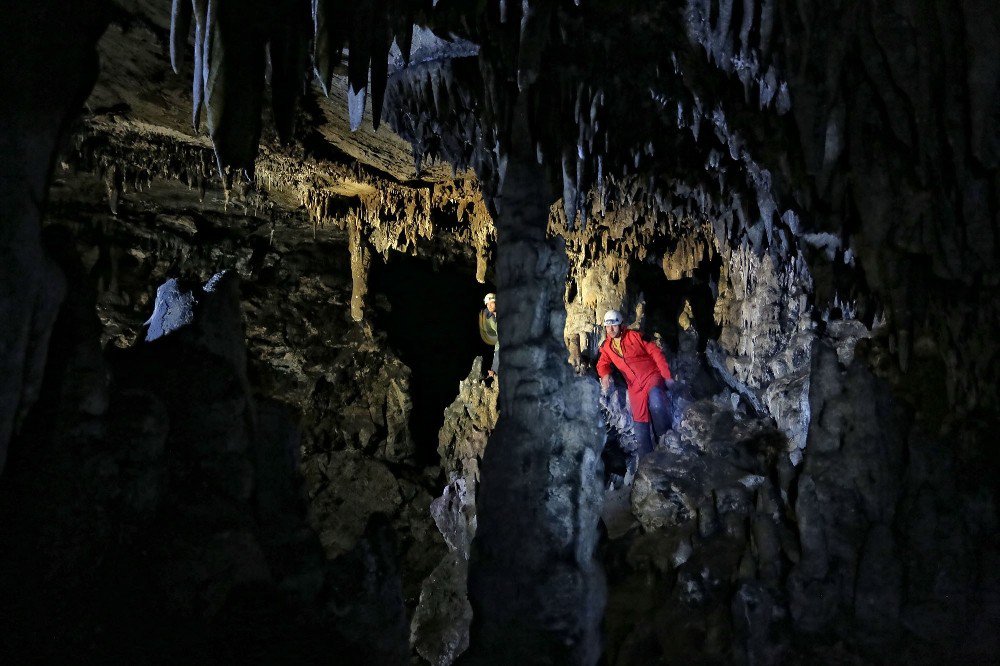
[81,0,472,221]
[70,0,1000,422]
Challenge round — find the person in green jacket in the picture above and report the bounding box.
[479,293,499,377]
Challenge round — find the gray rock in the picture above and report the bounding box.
[143,278,196,342]
[411,552,473,666]
[411,359,498,665]
[303,449,402,559]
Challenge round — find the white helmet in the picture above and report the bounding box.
[484,293,496,304]
[603,310,623,326]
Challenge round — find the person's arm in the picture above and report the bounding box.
[596,346,614,391]
[596,346,613,378]
[642,334,673,383]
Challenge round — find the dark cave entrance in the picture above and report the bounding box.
[369,253,493,466]
[627,253,721,353]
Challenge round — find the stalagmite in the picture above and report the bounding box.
[465,104,605,664]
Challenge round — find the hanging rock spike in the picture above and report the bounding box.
[170,0,193,73]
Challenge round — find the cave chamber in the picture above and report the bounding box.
[2,1,999,665]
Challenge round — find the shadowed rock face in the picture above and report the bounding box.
[0,259,411,662]
[599,331,999,664]
[410,358,497,665]
[2,0,999,664]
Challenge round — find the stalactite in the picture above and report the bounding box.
[169,0,192,73]
[347,211,372,322]
[269,2,311,144]
[71,120,218,213]
[172,0,420,176]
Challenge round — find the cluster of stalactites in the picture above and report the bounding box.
[683,0,788,112]
[72,119,222,214]
[488,1,611,231]
[380,1,609,227]
[169,0,423,180]
[383,55,495,186]
[475,0,803,260]
[301,176,494,321]
[301,177,490,246]
[477,1,793,242]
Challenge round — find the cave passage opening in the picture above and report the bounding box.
[369,253,494,466]
[627,253,722,353]
[599,252,724,482]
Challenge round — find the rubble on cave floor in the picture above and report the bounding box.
[409,299,818,664]
[414,332,796,665]
[599,382,796,663]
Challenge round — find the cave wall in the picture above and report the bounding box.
[0,1,108,473]
[3,156,485,662]
[0,3,486,657]
[0,246,416,661]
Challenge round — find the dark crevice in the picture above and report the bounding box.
[628,253,722,353]
[369,253,494,465]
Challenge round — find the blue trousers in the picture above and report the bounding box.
[633,385,671,456]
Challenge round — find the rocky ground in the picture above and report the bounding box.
[414,315,1000,666]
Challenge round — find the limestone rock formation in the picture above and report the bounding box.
[0,248,411,660]
[601,321,1000,664]
[3,0,999,664]
[411,359,498,666]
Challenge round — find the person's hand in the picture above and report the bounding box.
[488,370,497,379]
[600,375,612,392]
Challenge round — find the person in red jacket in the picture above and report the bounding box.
[597,309,675,456]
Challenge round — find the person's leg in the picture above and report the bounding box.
[633,420,653,457]
[491,341,500,374]
[646,385,671,443]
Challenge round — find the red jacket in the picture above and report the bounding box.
[597,329,672,422]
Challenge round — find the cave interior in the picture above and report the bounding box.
[1,1,999,664]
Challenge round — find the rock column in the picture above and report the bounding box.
[464,109,606,664]
[0,2,108,472]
